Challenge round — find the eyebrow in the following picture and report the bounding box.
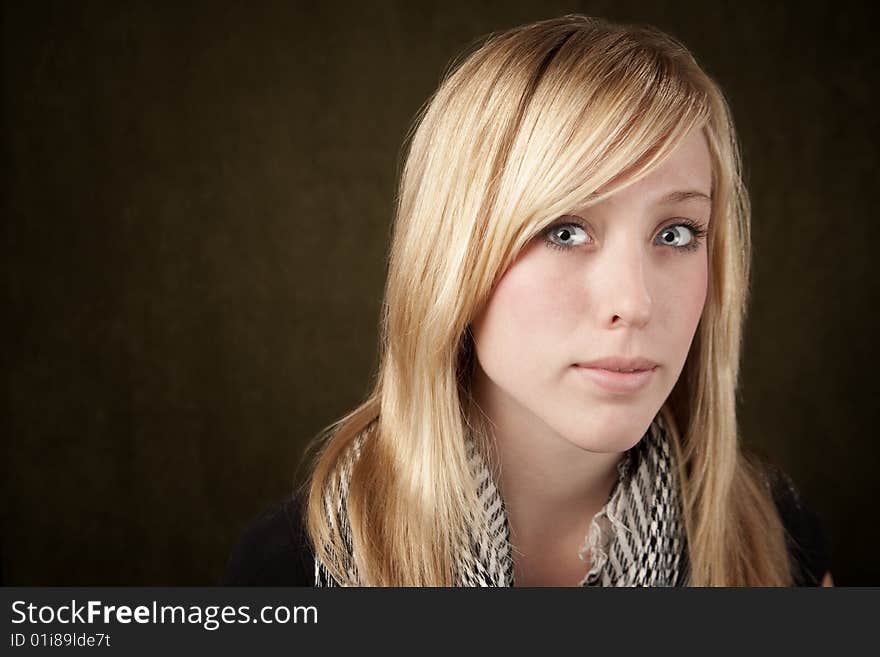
[659,190,712,204]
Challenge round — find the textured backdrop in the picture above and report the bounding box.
[4,0,877,585]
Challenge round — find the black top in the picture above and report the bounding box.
[220,467,831,587]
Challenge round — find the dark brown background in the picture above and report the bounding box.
[4,1,877,585]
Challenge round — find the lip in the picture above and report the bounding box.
[575,356,659,371]
[572,363,658,394]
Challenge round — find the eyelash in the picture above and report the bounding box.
[542,217,708,254]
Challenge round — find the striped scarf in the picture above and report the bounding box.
[315,413,688,586]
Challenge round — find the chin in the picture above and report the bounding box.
[555,413,655,454]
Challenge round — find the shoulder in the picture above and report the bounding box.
[764,464,832,586]
[220,489,316,586]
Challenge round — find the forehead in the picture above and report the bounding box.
[648,129,712,191]
[588,129,713,210]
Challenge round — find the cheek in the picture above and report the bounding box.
[472,257,575,372]
[681,257,708,328]
[659,255,708,354]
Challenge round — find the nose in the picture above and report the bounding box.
[597,242,653,329]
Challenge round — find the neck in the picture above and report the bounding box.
[471,367,623,553]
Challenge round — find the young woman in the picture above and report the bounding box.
[223,15,832,587]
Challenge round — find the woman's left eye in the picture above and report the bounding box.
[656,225,694,248]
[654,221,708,252]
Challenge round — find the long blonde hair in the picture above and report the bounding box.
[304,14,792,586]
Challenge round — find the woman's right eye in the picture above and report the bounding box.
[544,222,590,251]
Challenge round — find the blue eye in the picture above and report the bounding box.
[545,223,589,250]
[654,220,708,252]
[656,225,694,248]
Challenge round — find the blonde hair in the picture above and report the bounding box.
[304,14,793,586]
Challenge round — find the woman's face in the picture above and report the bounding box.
[471,128,712,453]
